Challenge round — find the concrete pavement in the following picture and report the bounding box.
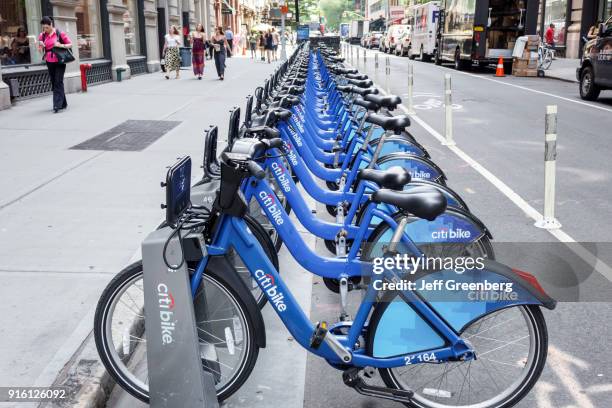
[0,55,284,406]
[544,58,580,83]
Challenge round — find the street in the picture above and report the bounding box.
[1,45,612,408]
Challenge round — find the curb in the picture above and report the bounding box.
[40,332,115,408]
[542,73,578,84]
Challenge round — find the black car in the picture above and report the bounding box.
[577,17,612,100]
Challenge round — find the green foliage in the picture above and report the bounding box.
[288,0,320,23]
[319,0,353,30]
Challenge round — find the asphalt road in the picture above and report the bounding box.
[299,45,612,408]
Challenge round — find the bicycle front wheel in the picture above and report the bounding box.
[376,305,548,408]
[94,261,260,403]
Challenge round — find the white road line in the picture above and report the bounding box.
[382,51,612,114]
[376,84,612,283]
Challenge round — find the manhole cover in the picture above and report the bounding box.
[71,120,181,151]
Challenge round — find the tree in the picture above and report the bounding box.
[289,0,319,24]
[319,0,352,31]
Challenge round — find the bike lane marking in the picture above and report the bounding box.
[375,83,612,283]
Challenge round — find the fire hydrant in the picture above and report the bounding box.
[80,63,92,92]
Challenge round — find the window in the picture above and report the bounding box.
[0,0,43,66]
[76,0,104,59]
[123,0,140,55]
[544,0,567,46]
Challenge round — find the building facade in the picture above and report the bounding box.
[0,0,263,110]
[362,0,611,58]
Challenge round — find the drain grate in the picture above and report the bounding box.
[71,120,181,151]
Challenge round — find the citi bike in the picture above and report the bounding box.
[96,139,554,408]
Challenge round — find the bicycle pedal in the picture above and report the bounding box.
[343,368,413,403]
[309,321,328,349]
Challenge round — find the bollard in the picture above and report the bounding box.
[375,52,379,69]
[385,56,391,92]
[406,63,415,114]
[442,74,456,146]
[356,47,360,66]
[363,48,367,64]
[535,105,562,229]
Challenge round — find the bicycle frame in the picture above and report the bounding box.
[198,197,473,369]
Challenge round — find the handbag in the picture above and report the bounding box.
[160,58,166,72]
[213,43,221,52]
[52,46,75,64]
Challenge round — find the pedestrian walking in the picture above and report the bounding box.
[162,26,182,79]
[264,30,274,64]
[212,27,230,80]
[190,24,207,80]
[258,31,266,61]
[248,31,258,59]
[272,27,280,61]
[225,26,234,57]
[38,16,72,113]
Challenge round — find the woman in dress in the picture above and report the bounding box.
[190,23,207,79]
[162,26,182,79]
[211,27,230,80]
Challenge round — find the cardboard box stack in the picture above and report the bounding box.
[512,35,539,77]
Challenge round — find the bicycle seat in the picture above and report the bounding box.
[357,166,411,190]
[353,98,380,112]
[371,186,447,221]
[364,94,402,110]
[347,79,374,88]
[280,85,305,95]
[345,73,369,81]
[366,113,410,134]
[351,87,379,96]
[334,67,358,75]
[336,85,353,92]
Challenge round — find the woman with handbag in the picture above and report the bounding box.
[211,27,230,80]
[38,16,73,113]
[162,26,182,80]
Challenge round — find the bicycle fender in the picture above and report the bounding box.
[206,255,267,348]
[414,260,556,335]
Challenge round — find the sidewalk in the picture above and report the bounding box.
[0,55,283,406]
[543,57,580,82]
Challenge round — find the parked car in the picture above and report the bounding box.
[577,17,612,100]
[368,31,383,48]
[395,28,414,56]
[383,24,409,53]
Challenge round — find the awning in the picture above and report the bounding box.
[222,0,235,15]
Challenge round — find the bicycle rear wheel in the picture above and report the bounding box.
[94,261,260,403]
[372,304,548,408]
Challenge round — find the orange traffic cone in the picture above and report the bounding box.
[495,57,505,77]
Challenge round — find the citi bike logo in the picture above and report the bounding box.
[431,227,472,240]
[288,125,303,146]
[255,269,287,312]
[411,170,431,179]
[259,191,284,225]
[271,162,292,193]
[157,283,176,345]
[293,119,305,133]
[283,141,299,167]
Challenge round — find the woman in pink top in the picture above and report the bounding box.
[38,16,72,113]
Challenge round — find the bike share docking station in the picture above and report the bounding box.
[141,156,219,408]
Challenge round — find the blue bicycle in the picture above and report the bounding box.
[95,143,554,407]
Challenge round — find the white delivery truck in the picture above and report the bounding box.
[409,1,441,61]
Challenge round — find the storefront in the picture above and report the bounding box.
[0,0,45,66]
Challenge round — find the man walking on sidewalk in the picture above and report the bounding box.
[225,26,234,57]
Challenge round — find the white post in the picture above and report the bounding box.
[356,46,360,66]
[375,52,379,69]
[442,74,456,146]
[363,48,366,64]
[535,105,562,229]
[385,56,390,92]
[406,63,415,114]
